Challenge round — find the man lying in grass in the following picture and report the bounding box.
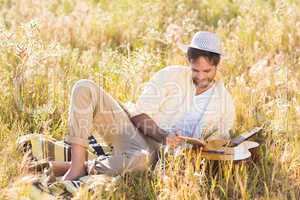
[45,31,235,181]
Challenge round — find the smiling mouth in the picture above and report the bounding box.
[193,78,210,87]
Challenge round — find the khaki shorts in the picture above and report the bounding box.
[65,79,159,175]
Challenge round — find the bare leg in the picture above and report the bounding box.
[49,161,71,177]
[62,143,87,181]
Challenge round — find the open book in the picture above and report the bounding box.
[175,126,262,160]
[177,126,263,147]
[176,135,206,146]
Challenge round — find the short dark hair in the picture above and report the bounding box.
[187,47,221,66]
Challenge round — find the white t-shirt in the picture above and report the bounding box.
[125,65,235,139]
[170,83,215,138]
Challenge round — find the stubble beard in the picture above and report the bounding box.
[192,78,212,89]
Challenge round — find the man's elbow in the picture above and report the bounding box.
[130,113,149,127]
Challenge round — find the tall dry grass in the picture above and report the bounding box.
[0,0,299,199]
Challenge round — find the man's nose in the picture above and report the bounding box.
[197,72,207,80]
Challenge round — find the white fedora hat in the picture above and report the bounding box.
[179,31,222,55]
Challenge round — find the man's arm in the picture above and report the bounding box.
[129,67,184,146]
[130,113,169,144]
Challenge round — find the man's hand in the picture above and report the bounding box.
[166,134,184,148]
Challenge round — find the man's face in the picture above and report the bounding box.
[190,57,217,88]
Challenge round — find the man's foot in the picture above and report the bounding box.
[62,166,87,181]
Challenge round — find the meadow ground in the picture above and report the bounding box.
[0,0,299,199]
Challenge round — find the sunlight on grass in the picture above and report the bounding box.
[0,0,299,199]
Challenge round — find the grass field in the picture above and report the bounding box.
[0,0,299,199]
